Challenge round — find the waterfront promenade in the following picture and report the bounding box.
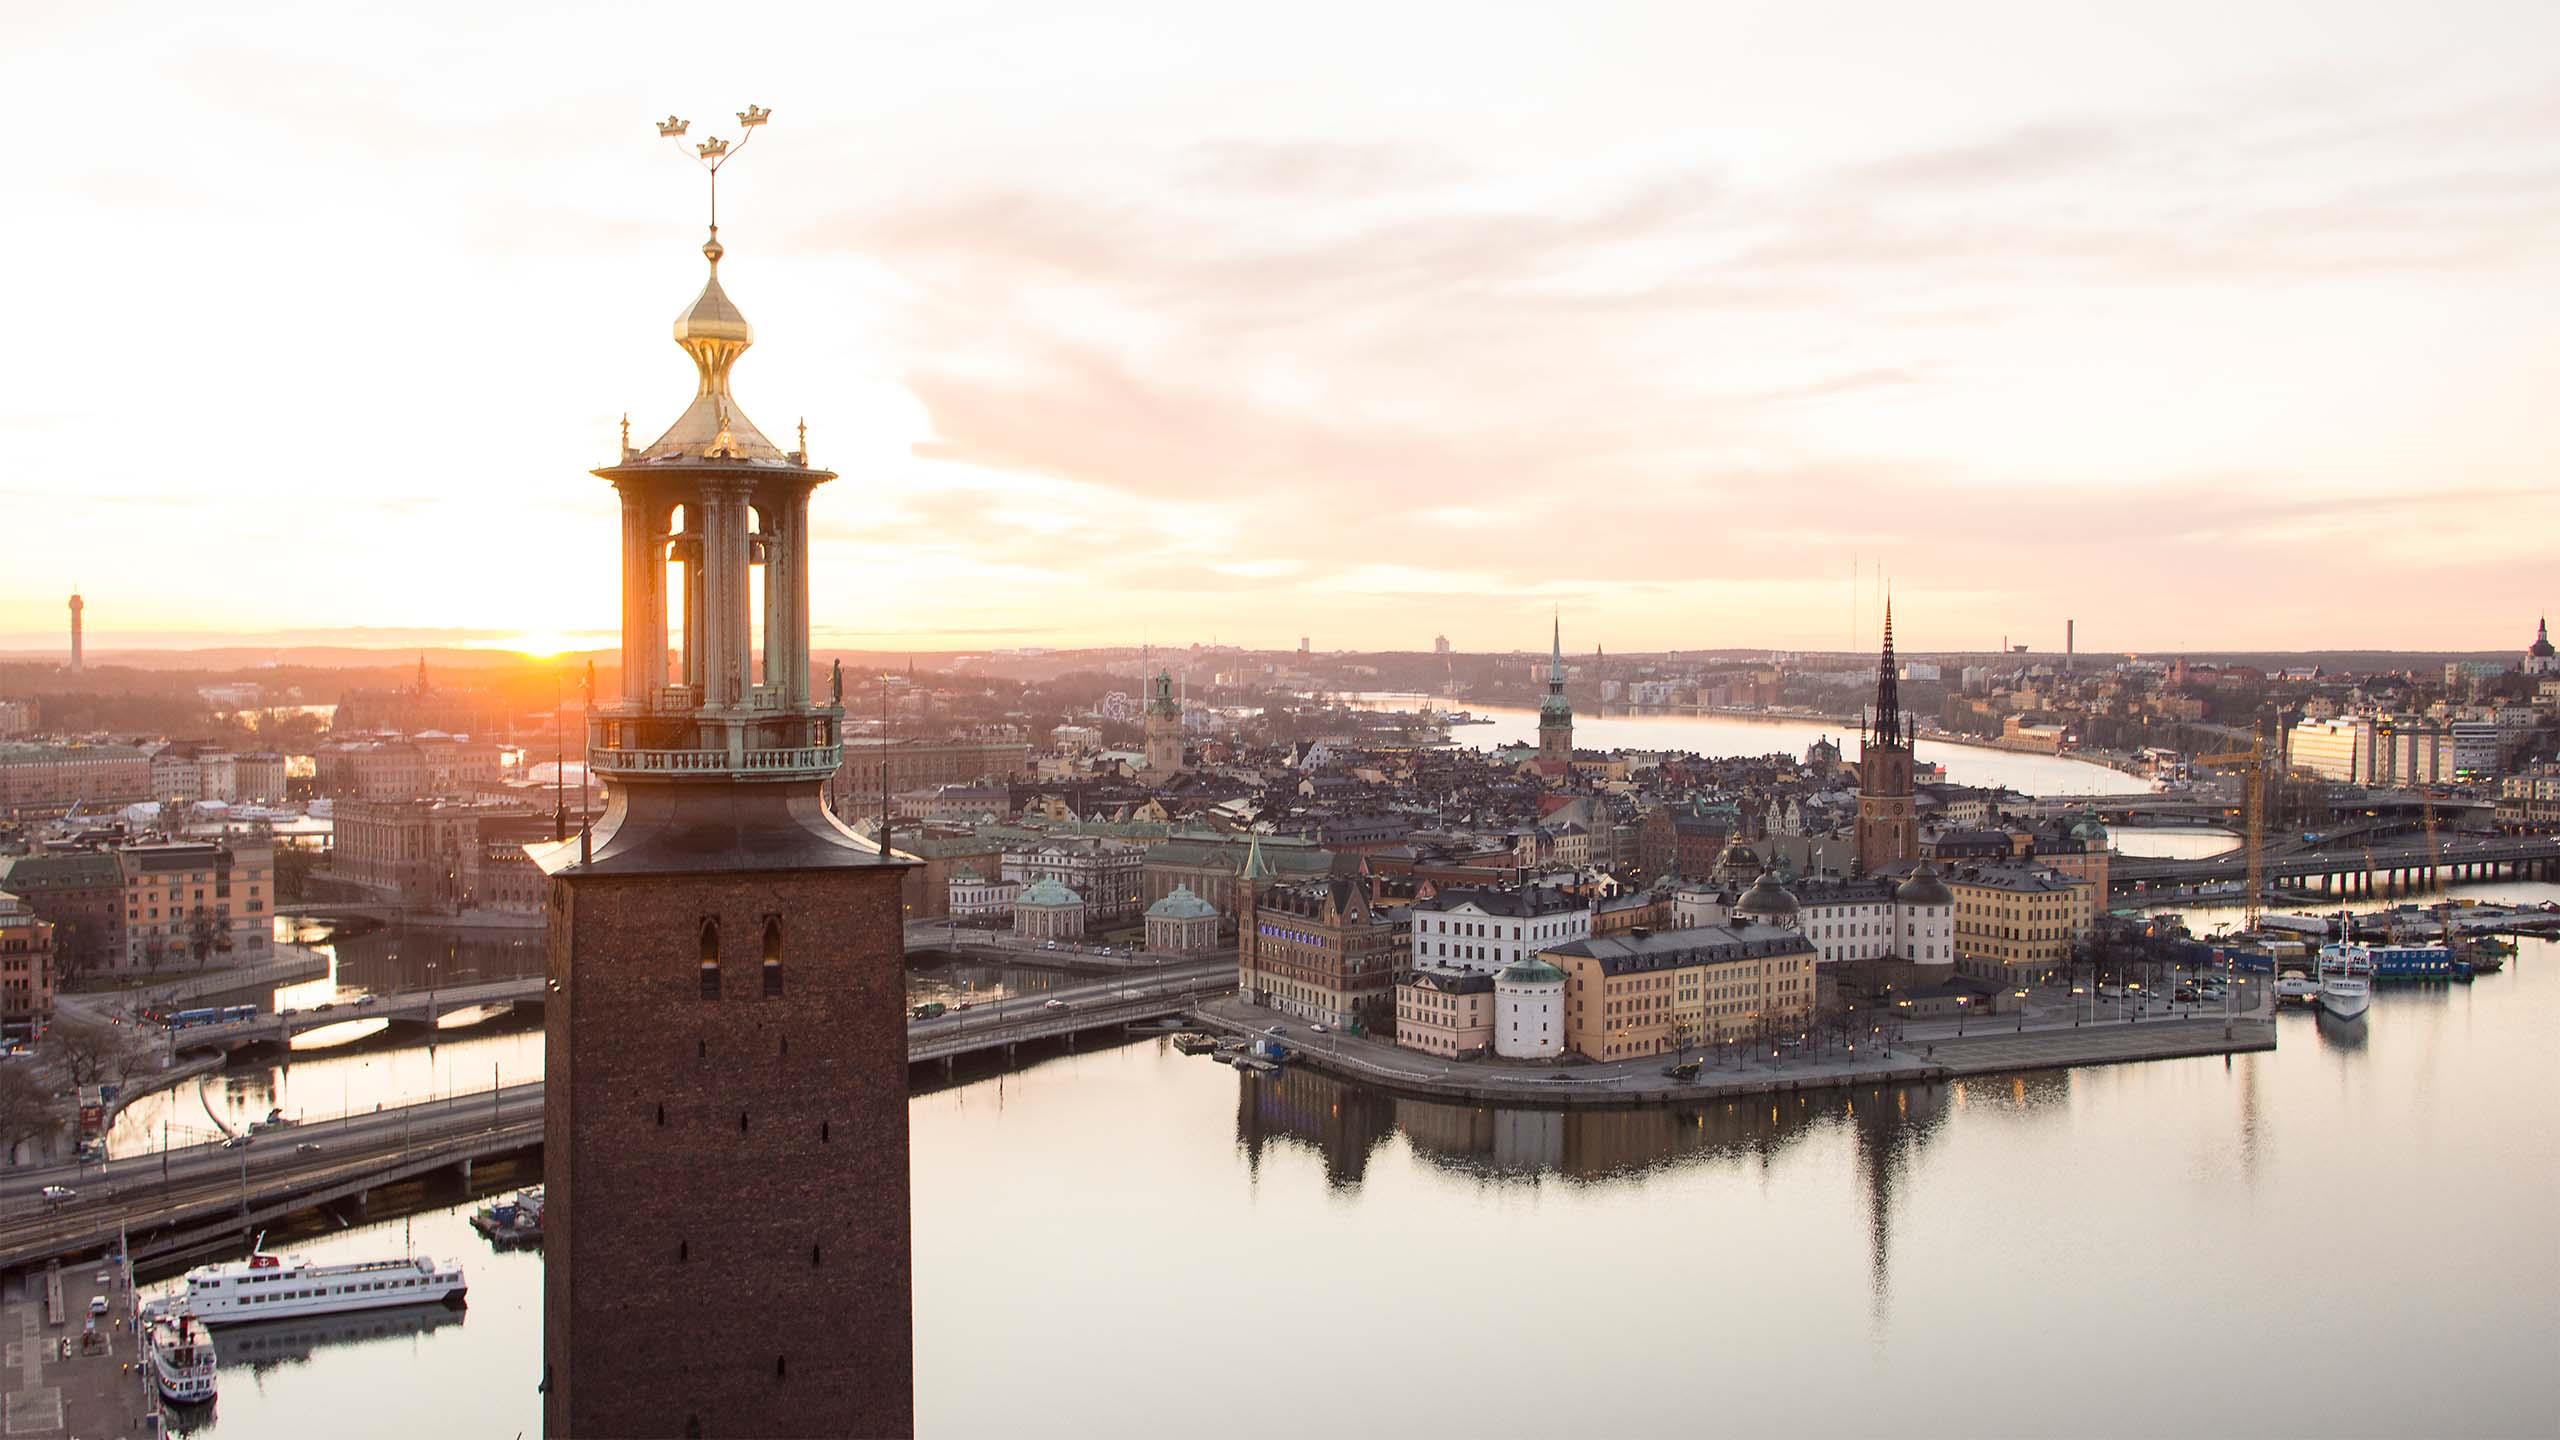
[1190,987,2277,1108]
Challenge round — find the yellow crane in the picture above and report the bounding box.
[2196,740,2268,931]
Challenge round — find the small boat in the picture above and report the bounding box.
[1172,1033,1218,1056]
[471,1187,544,1246]
[1233,1056,1278,1075]
[2317,953,2370,1020]
[146,1310,218,1405]
[2275,971,2319,1003]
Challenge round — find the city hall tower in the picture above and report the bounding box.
[533,109,915,1439]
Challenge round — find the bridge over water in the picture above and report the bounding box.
[2110,833,2560,895]
[7,962,1238,1272]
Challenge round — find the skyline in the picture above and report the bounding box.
[4,1,2557,654]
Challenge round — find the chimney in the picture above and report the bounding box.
[2066,619,2075,673]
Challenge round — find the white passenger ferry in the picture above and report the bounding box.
[164,1248,466,1324]
[146,1311,218,1405]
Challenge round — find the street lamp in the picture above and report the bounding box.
[1955,995,1968,1037]
[2126,981,2142,1023]
[2014,988,2028,1032]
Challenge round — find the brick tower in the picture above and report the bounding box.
[533,111,915,1439]
[1855,601,1918,874]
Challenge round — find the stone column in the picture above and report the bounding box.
[788,487,814,704]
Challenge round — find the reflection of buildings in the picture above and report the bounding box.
[1234,1062,1398,1188]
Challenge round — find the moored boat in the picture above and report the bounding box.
[2275,970,2319,1003]
[146,1311,217,1405]
[167,1246,467,1325]
[2316,952,2370,1020]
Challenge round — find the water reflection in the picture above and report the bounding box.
[213,1302,465,1373]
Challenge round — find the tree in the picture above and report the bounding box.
[49,916,104,993]
[185,906,223,968]
[39,1014,133,1093]
[0,1064,61,1166]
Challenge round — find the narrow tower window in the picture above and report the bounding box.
[762,915,784,998]
[699,916,721,1000]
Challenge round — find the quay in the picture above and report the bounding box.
[0,1246,158,1438]
[1186,994,2276,1109]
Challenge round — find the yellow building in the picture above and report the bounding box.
[1948,862,2079,985]
[1396,968,1495,1057]
[1546,925,1817,1062]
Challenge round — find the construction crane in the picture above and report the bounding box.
[2195,739,2269,932]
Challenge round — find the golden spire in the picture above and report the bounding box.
[627,105,786,466]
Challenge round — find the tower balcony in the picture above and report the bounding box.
[588,707,843,784]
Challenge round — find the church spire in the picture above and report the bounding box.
[1549,607,1564,684]
[1872,597,1905,750]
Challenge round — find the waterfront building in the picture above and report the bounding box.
[1143,670,1186,774]
[1396,967,1494,1056]
[1946,861,2080,985]
[2022,815,2110,940]
[1856,604,1920,875]
[529,157,914,1437]
[118,840,273,972]
[1730,865,1955,966]
[946,864,1016,922]
[1002,835,1144,926]
[1012,878,1087,941]
[1142,884,1221,954]
[2289,717,2363,783]
[0,891,55,1034]
[1408,885,1590,976]
[329,797,541,909]
[1493,955,1566,1058]
[1536,616,1573,775]
[1547,924,1818,1060]
[0,742,151,817]
[1239,875,1405,1031]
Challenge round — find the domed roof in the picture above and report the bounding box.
[1017,877,1082,908]
[1497,956,1568,986]
[1732,869,1799,920]
[1895,862,1954,907]
[1146,884,1216,921]
[2070,807,2109,843]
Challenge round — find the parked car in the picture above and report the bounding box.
[87,1297,107,1317]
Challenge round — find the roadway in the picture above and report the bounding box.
[2111,833,2560,890]
[4,961,1241,1270]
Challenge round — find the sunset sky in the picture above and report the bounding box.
[2,0,2554,658]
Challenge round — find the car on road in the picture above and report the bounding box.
[1042,999,1067,1010]
[219,1135,252,1149]
[87,1297,107,1317]
[1311,1022,1329,1033]
[314,1002,335,1013]
[357,995,378,1007]
[1265,1024,1286,1035]
[38,1185,74,1206]
[295,1142,324,1154]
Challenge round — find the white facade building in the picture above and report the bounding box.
[1408,886,1591,977]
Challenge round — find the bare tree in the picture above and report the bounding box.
[49,916,105,993]
[0,1064,60,1166]
[39,1014,131,1092]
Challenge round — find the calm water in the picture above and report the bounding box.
[2110,823,2241,859]
[153,887,2560,1438]
[1349,693,2143,797]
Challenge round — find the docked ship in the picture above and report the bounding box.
[2274,970,2320,1004]
[146,1311,217,1405]
[161,1247,467,1325]
[2316,951,2371,1020]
